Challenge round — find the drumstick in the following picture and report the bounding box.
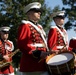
[60,44,67,52]
[38,42,57,63]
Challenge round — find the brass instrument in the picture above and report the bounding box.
[0,49,20,69]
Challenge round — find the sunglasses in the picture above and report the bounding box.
[53,16,65,19]
[2,31,9,34]
[30,8,42,13]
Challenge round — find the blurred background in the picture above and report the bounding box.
[0,0,76,71]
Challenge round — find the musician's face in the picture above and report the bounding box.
[54,17,64,26]
[0,31,9,40]
[27,10,41,22]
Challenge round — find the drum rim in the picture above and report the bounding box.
[46,51,74,66]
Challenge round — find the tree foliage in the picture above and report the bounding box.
[62,0,76,30]
[0,0,54,68]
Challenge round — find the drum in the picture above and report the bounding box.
[46,52,74,74]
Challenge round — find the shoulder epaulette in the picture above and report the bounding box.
[21,20,29,24]
[71,37,76,40]
[50,26,57,28]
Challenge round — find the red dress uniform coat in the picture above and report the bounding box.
[47,26,72,51]
[0,40,14,74]
[69,37,76,49]
[17,20,47,72]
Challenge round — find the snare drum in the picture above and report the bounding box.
[46,52,74,74]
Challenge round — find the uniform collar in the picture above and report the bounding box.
[57,25,63,29]
[57,25,64,31]
[29,20,38,25]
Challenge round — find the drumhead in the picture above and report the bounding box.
[47,53,73,65]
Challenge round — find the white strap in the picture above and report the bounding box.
[57,46,64,49]
[30,43,45,47]
[56,26,67,44]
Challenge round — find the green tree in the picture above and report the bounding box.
[0,0,55,68]
[62,0,76,30]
